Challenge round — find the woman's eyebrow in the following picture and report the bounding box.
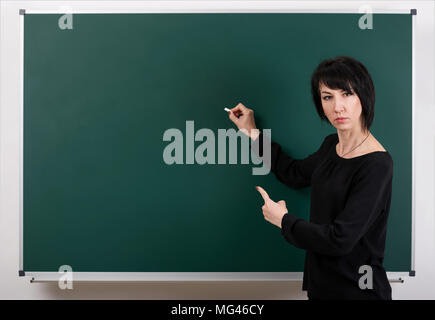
[321,89,352,94]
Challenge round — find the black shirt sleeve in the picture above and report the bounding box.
[251,132,335,189]
[280,157,393,257]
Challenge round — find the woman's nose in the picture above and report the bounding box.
[333,97,345,113]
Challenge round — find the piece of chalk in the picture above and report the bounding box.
[224,108,231,112]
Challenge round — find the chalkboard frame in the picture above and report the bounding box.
[18,8,416,283]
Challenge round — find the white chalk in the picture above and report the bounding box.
[224,107,231,112]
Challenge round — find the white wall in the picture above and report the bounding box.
[1,0,434,300]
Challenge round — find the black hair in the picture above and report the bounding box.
[310,56,375,131]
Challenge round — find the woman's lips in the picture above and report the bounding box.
[335,118,348,122]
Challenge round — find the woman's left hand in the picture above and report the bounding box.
[256,186,288,229]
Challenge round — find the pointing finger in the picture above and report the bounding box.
[256,186,270,204]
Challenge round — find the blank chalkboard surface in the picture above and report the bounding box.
[22,12,413,278]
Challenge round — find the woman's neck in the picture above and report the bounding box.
[336,128,370,156]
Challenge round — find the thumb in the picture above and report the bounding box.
[278,200,286,207]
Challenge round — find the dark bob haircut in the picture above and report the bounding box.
[310,56,375,131]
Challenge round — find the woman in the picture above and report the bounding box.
[228,56,393,300]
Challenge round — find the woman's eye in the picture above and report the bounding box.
[344,92,353,96]
[322,96,331,101]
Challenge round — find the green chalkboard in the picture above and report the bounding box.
[23,13,413,274]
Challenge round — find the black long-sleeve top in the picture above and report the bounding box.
[252,132,393,300]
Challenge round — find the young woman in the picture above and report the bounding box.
[228,56,393,300]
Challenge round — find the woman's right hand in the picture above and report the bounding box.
[228,103,260,140]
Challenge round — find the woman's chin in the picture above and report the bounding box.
[333,123,353,131]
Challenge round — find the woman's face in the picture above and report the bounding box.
[319,83,363,132]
